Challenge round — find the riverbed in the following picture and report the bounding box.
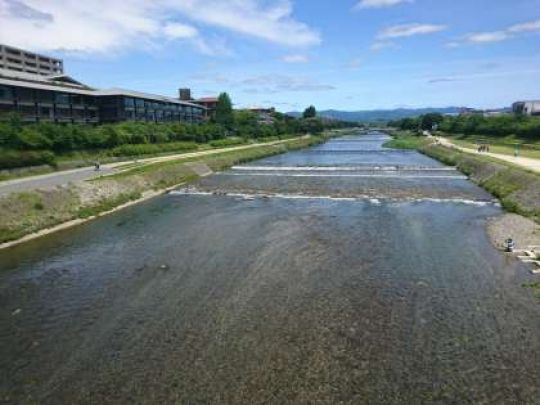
[1,132,538,404]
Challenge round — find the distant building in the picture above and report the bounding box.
[0,44,206,124]
[512,100,540,116]
[195,97,219,119]
[247,107,276,124]
[0,44,63,76]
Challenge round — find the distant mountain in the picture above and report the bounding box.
[287,107,465,122]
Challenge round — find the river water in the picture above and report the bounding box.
[1,132,539,404]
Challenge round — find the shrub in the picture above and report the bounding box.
[0,150,56,169]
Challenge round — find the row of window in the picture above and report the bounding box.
[123,110,201,122]
[123,97,203,114]
[0,86,205,123]
[0,85,97,105]
[0,103,98,121]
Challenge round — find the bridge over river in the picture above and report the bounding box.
[1,131,539,403]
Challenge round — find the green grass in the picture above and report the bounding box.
[77,191,142,219]
[0,134,325,244]
[419,144,540,223]
[441,133,540,159]
[383,132,432,150]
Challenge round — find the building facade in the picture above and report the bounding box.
[512,100,540,116]
[195,97,219,119]
[0,44,63,76]
[0,47,206,125]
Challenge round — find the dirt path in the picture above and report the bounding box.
[438,137,540,173]
[0,137,306,197]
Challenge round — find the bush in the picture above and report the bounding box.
[209,138,246,148]
[0,150,56,169]
[110,142,198,157]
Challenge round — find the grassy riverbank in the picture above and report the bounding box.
[386,133,540,223]
[0,135,325,245]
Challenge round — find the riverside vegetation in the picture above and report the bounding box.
[0,135,329,244]
[0,100,353,171]
[385,131,540,223]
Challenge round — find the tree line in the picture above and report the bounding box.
[388,113,540,139]
[0,95,354,169]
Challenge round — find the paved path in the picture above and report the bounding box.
[0,138,303,197]
[438,137,540,173]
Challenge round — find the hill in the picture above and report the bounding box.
[288,107,464,122]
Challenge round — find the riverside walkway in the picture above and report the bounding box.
[438,137,540,174]
[0,137,306,197]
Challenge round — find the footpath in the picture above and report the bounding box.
[0,137,304,197]
[437,137,540,174]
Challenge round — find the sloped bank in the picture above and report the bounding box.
[419,143,540,223]
[0,136,324,248]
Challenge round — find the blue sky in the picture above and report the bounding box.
[1,0,539,111]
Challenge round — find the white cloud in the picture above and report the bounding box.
[282,54,310,63]
[355,0,411,9]
[241,74,335,93]
[163,22,199,39]
[0,0,320,54]
[508,19,540,33]
[370,41,398,51]
[377,23,447,39]
[345,57,363,69]
[451,18,540,47]
[464,31,511,44]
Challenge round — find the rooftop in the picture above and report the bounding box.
[0,68,205,108]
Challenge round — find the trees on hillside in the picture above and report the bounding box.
[303,105,317,119]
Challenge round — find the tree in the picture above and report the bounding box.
[420,113,444,130]
[215,92,234,128]
[303,105,317,119]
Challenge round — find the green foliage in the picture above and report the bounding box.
[0,111,351,169]
[215,92,234,128]
[303,105,317,119]
[421,113,444,130]
[0,149,56,169]
[110,142,198,157]
[383,133,429,149]
[209,138,246,148]
[390,114,540,140]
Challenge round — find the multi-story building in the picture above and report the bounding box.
[512,100,540,116]
[179,88,219,119]
[0,44,63,76]
[194,97,219,119]
[247,107,276,125]
[0,45,206,124]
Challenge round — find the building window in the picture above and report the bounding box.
[124,97,135,108]
[0,85,14,101]
[17,88,35,103]
[39,106,52,119]
[19,104,37,116]
[36,90,54,103]
[71,95,84,105]
[55,107,71,118]
[55,93,70,105]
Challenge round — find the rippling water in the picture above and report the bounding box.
[0,132,539,404]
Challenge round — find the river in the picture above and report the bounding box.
[1,131,539,404]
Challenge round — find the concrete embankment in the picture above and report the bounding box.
[0,136,325,248]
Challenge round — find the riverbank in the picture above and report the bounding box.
[385,132,540,262]
[0,135,326,248]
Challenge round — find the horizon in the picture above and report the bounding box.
[1,0,539,112]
